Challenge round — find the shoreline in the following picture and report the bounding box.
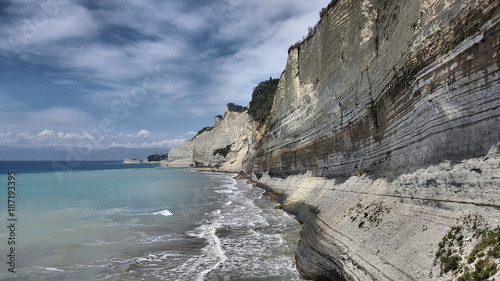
[250,154,500,280]
[159,164,309,278]
[158,153,500,280]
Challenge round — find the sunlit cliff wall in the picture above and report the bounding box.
[252,0,500,280]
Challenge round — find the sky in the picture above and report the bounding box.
[0,0,330,150]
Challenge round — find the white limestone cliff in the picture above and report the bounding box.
[251,0,500,280]
[161,106,254,173]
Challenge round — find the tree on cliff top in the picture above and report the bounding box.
[227,103,247,112]
[248,78,280,123]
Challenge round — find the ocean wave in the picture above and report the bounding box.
[153,209,173,216]
[193,222,227,281]
[138,233,180,244]
[45,267,65,273]
[180,174,302,279]
[214,189,233,194]
[182,208,228,280]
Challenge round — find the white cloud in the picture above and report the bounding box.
[110,138,185,149]
[1,2,97,53]
[0,129,183,149]
[29,5,97,44]
[37,129,54,137]
[138,129,150,137]
[16,132,32,139]
[22,107,95,132]
[0,132,14,145]
[56,132,95,140]
[141,138,185,148]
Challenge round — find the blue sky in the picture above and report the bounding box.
[0,0,329,150]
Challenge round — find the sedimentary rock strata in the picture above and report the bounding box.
[252,0,500,279]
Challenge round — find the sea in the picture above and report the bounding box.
[0,161,304,281]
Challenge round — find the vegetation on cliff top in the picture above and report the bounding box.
[248,78,280,123]
[146,153,168,162]
[227,103,247,113]
[195,126,214,137]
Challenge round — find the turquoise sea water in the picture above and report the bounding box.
[0,162,303,280]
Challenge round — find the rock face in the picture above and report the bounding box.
[256,0,499,179]
[251,0,500,280]
[163,105,255,173]
[165,0,500,280]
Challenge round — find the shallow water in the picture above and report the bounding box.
[0,162,303,280]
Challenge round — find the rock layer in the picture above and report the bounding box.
[256,0,500,179]
[252,0,500,280]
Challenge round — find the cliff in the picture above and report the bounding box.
[252,0,500,279]
[162,105,255,172]
[165,0,500,280]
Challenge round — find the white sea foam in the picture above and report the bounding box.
[214,189,233,194]
[45,267,64,272]
[138,233,180,244]
[153,209,173,216]
[193,220,227,281]
[181,174,303,279]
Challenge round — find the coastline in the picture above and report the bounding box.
[158,152,500,280]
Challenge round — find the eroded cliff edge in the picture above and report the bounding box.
[166,0,500,280]
[161,105,254,173]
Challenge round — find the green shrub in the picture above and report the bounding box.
[227,103,247,113]
[441,255,461,272]
[488,245,500,258]
[248,78,280,123]
[146,153,168,162]
[354,169,367,176]
[196,126,213,136]
[437,224,500,279]
[474,258,497,280]
[213,144,232,158]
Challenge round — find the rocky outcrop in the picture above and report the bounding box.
[165,0,500,280]
[142,153,168,163]
[251,0,500,280]
[162,105,255,173]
